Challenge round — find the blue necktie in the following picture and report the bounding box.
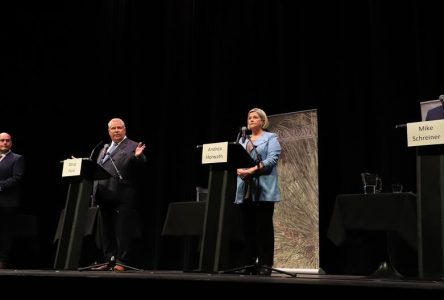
[102,142,117,163]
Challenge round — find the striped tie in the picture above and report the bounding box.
[102,142,117,163]
[108,142,117,154]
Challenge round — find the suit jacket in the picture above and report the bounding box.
[234,131,281,204]
[0,152,25,208]
[95,138,146,204]
[426,106,444,121]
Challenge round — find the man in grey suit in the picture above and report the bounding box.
[0,132,25,269]
[93,118,147,271]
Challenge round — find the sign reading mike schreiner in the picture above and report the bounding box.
[407,119,444,147]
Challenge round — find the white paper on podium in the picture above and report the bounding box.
[201,142,228,164]
[61,158,82,177]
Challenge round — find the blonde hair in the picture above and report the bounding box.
[248,108,269,129]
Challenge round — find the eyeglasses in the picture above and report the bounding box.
[0,139,11,142]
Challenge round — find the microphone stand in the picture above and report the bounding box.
[245,136,262,168]
[100,144,123,180]
[108,155,123,180]
[78,255,141,271]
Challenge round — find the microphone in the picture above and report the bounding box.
[88,141,103,160]
[102,144,109,160]
[241,126,247,143]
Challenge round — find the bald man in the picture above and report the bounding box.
[0,132,25,269]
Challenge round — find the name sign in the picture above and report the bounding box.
[407,119,444,147]
[62,158,82,177]
[201,142,228,164]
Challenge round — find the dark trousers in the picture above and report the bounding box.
[98,202,133,265]
[240,201,275,267]
[0,207,16,264]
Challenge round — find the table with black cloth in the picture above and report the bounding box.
[162,201,206,271]
[327,192,418,276]
[162,202,206,237]
[162,200,245,272]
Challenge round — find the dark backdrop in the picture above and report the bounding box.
[1,0,442,273]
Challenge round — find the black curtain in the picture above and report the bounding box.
[1,0,443,272]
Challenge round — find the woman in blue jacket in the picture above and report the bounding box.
[235,108,281,275]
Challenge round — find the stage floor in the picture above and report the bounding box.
[1,269,443,295]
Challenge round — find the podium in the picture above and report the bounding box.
[405,120,444,278]
[416,144,444,278]
[196,142,255,273]
[54,158,111,270]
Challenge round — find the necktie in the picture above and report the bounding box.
[107,142,117,154]
[102,142,117,163]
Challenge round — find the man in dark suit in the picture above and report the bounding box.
[93,118,147,271]
[0,132,25,269]
[426,95,444,120]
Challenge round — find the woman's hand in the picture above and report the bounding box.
[237,165,259,179]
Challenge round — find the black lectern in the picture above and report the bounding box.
[416,144,444,278]
[196,142,255,273]
[401,119,444,278]
[54,158,110,270]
